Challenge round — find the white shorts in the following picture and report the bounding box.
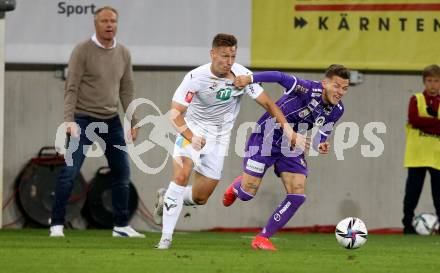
[172,134,228,180]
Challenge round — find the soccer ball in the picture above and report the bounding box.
[412,213,439,235]
[335,217,368,249]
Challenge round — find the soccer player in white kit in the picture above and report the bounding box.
[154,33,299,249]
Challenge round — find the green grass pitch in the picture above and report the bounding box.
[0,229,439,273]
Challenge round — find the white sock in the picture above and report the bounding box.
[161,181,185,239]
[183,185,198,206]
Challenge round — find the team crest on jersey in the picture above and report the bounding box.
[314,116,326,126]
[185,91,195,103]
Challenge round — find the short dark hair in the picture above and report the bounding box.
[325,64,350,80]
[212,33,237,48]
[422,64,440,81]
[94,6,118,21]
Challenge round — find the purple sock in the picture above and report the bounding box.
[232,177,254,201]
[259,194,306,238]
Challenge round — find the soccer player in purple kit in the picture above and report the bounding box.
[222,64,350,251]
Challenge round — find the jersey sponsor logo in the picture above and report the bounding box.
[299,108,311,118]
[294,84,308,93]
[246,159,265,174]
[216,87,232,101]
[185,91,195,103]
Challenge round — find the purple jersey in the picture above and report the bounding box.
[254,71,344,146]
[243,71,345,178]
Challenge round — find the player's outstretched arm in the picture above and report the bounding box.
[254,92,310,151]
[234,71,296,90]
[169,102,205,150]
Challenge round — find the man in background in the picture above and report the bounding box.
[50,6,144,238]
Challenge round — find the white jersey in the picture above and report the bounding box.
[172,63,263,140]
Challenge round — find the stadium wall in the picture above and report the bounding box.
[5,0,251,66]
[2,68,436,230]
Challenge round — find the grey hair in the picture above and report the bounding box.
[94,6,118,22]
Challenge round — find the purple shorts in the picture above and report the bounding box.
[242,133,308,178]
